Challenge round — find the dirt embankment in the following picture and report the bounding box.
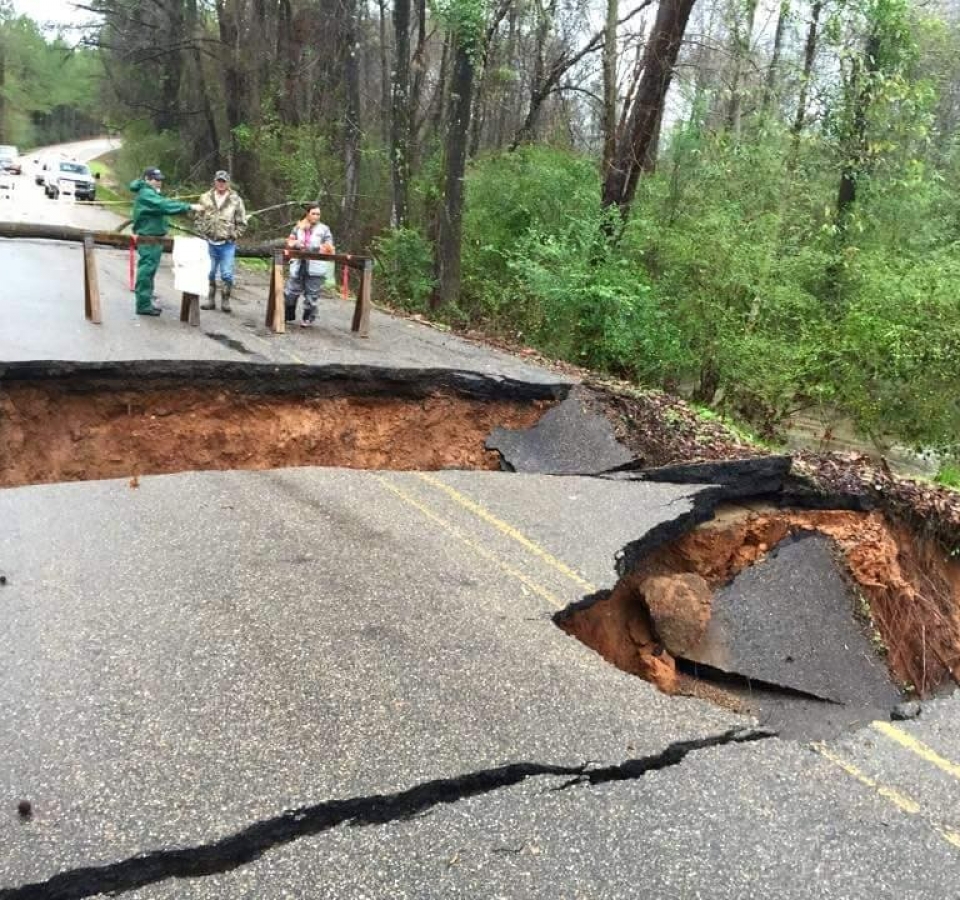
[0,384,550,487]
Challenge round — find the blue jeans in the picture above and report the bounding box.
[207,241,236,285]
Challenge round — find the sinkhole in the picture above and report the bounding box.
[2,360,957,740]
[0,361,563,487]
[557,503,960,739]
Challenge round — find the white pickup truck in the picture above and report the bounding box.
[43,159,98,201]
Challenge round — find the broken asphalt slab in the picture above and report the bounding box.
[485,387,634,474]
[685,532,902,712]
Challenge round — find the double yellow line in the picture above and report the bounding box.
[815,721,960,851]
[380,470,960,853]
[375,472,596,611]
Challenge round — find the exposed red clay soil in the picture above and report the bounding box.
[0,385,550,487]
[560,507,960,703]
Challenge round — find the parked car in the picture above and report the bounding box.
[0,145,19,172]
[44,160,98,201]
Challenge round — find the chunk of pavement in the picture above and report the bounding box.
[684,532,902,708]
[485,388,634,475]
[642,573,713,657]
[891,700,921,721]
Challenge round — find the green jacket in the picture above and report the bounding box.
[128,178,193,236]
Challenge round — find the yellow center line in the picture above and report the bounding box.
[416,472,597,593]
[813,743,960,851]
[375,475,565,610]
[871,720,960,781]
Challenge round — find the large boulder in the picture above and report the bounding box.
[642,573,713,657]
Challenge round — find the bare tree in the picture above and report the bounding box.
[391,0,412,225]
[432,27,475,308]
[761,0,789,114]
[792,0,822,136]
[725,0,759,138]
[602,0,698,220]
[601,0,618,175]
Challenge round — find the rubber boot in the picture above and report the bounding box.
[201,280,216,310]
[220,282,232,313]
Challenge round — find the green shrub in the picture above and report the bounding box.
[372,227,436,312]
[830,247,960,445]
[509,231,687,381]
[460,146,605,333]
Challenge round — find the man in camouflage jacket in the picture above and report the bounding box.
[196,169,248,313]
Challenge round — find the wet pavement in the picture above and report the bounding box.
[1,141,960,898]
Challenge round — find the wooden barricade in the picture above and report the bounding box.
[82,234,102,324]
[0,222,375,335]
[266,248,373,337]
[180,293,200,326]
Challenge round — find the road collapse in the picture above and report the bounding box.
[1,360,957,738]
[0,360,565,487]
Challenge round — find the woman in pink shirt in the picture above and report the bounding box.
[283,203,334,327]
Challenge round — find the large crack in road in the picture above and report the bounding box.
[0,728,774,899]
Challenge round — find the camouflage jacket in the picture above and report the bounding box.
[196,188,248,242]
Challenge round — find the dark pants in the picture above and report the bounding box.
[284,268,325,322]
[135,243,162,312]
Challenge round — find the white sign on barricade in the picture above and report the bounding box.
[172,236,209,296]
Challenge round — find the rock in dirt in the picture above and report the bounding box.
[642,573,713,657]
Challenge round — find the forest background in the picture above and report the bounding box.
[1,0,958,466]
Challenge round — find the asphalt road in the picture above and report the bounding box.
[0,140,560,382]
[1,141,959,898]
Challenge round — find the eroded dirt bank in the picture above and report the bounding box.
[559,507,960,705]
[0,383,552,487]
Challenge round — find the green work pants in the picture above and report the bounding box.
[135,243,163,312]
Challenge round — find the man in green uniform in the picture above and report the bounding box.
[128,167,202,316]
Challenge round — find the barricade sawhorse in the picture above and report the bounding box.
[263,248,373,337]
[0,222,374,336]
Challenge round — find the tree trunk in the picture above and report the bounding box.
[0,33,6,142]
[601,0,697,220]
[391,0,412,226]
[641,107,663,173]
[411,0,429,102]
[836,32,881,231]
[431,38,475,310]
[601,0,619,177]
[828,30,881,309]
[792,0,822,137]
[216,0,252,182]
[342,0,362,245]
[761,0,789,115]
[378,0,392,147]
[492,5,518,150]
[725,0,759,140]
[511,0,554,148]
[186,0,220,163]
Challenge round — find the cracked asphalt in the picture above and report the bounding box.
[2,141,960,898]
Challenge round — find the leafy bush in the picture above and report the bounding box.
[460,146,605,333]
[508,230,686,382]
[372,227,436,312]
[829,247,960,445]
